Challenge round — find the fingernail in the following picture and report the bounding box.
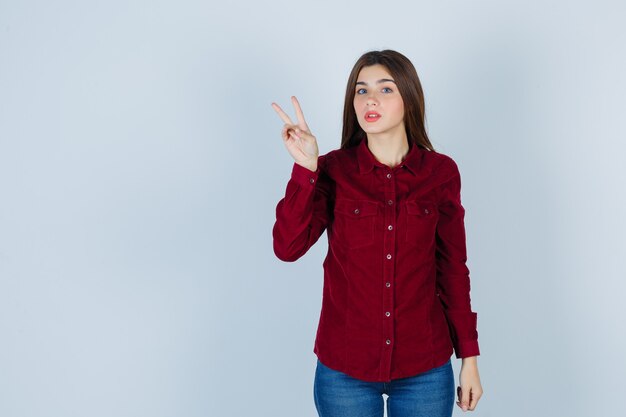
[295,128,301,133]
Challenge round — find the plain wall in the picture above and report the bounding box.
[1,0,625,416]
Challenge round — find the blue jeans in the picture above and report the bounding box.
[313,358,454,417]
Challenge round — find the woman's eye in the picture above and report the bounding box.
[382,87,393,93]
[356,88,366,94]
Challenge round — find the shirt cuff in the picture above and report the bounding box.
[290,162,320,188]
[454,339,481,358]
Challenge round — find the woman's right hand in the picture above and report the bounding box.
[271,96,319,172]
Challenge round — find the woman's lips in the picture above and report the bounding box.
[365,111,381,123]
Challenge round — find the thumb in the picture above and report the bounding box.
[294,127,316,143]
[457,385,470,411]
[295,127,313,136]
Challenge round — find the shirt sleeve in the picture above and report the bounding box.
[435,158,480,358]
[272,155,333,262]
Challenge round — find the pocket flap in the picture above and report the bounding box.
[335,199,380,217]
[406,200,436,216]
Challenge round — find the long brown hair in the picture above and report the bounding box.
[341,50,434,151]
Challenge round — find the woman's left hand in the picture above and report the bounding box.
[457,357,483,412]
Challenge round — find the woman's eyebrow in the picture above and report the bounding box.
[356,78,396,86]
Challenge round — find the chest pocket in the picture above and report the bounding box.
[405,200,438,250]
[333,199,380,249]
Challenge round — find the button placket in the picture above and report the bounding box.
[381,168,396,377]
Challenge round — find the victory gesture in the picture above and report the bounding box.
[271,96,319,172]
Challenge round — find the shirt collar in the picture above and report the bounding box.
[356,137,423,175]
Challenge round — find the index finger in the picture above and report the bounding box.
[271,102,294,125]
[291,96,310,131]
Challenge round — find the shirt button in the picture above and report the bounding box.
[424,208,429,214]
[386,173,392,179]
[386,254,392,260]
[354,208,360,214]
[387,200,393,205]
[385,311,391,317]
[386,282,391,287]
[386,339,391,345]
[309,178,315,184]
[388,225,393,231]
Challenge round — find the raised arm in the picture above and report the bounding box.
[272,156,333,262]
[271,96,333,261]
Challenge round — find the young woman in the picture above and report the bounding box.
[271,49,483,417]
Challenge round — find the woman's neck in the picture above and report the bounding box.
[366,132,410,169]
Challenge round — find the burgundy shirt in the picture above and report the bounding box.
[272,137,480,382]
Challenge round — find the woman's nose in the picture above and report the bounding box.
[366,94,378,106]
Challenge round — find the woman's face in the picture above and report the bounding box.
[353,64,405,139]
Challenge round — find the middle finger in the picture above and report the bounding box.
[271,102,294,125]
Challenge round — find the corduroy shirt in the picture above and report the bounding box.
[272,137,480,383]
